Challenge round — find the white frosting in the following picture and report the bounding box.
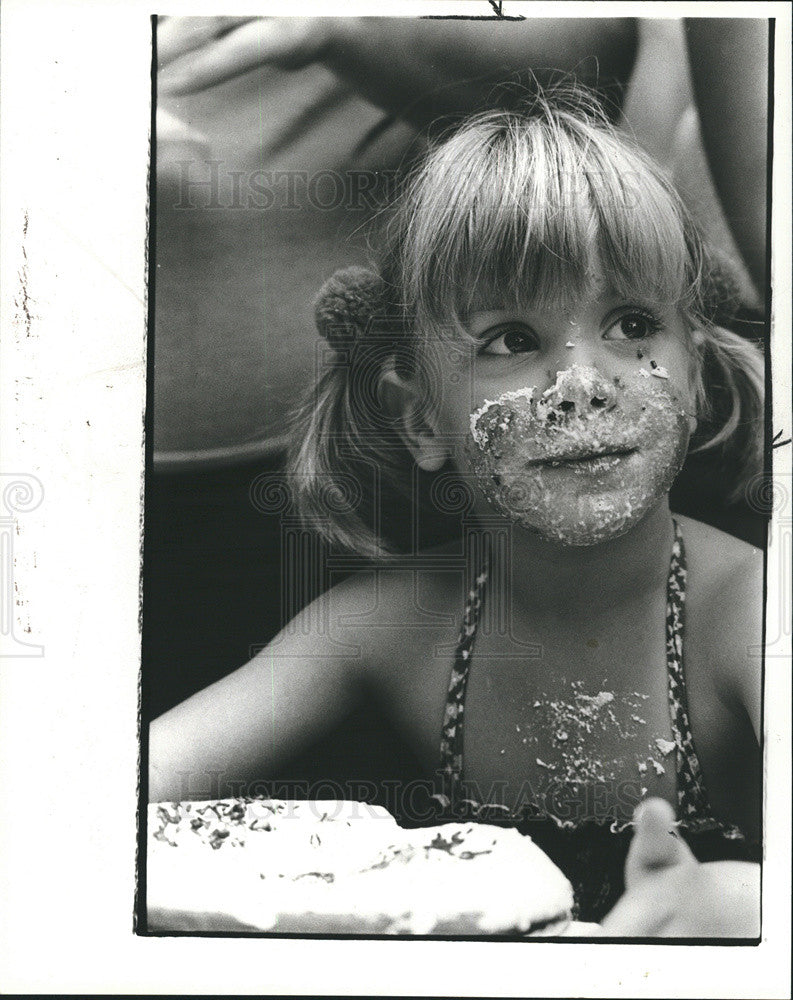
[469,386,534,446]
[147,799,573,935]
[465,365,689,546]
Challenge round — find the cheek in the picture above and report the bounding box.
[437,392,482,465]
[635,338,699,412]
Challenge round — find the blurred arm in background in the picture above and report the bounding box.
[158,16,638,123]
[159,16,768,298]
[685,18,769,296]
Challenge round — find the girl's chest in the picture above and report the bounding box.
[458,631,679,824]
[385,606,680,825]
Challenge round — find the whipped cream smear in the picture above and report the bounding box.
[465,365,690,546]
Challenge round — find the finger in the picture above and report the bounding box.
[156,16,259,70]
[624,798,696,889]
[158,19,321,96]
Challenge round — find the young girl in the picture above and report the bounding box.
[149,95,765,935]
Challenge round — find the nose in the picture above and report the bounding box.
[540,364,619,419]
[553,335,595,368]
[546,336,616,394]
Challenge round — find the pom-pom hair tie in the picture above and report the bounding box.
[313,266,393,350]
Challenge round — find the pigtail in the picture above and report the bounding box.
[689,323,765,503]
[284,268,414,557]
[286,363,377,557]
[685,240,766,504]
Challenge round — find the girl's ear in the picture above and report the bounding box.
[380,367,449,472]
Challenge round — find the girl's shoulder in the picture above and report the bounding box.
[322,555,466,754]
[674,513,763,603]
[329,550,461,619]
[322,549,463,665]
[675,514,763,728]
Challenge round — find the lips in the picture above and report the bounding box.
[528,447,636,467]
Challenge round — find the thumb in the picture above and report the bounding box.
[624,798,696,890]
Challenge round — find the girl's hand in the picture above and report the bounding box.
[601,798,760,937]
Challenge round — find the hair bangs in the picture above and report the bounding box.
[400,117,599,336]
[586,135,701,316]
[393,111,703,341]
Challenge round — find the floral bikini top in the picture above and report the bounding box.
[427,520,759,922]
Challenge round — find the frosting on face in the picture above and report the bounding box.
[465,364,690,546]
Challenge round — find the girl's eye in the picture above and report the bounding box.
[603,310,663,341]
[479,324,539,355]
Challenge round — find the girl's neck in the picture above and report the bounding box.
[489,501,676,616]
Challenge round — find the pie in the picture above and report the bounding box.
[146,798,581,935]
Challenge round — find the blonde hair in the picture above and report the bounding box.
[287,93,765,555]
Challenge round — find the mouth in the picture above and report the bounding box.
[529,447,637,469]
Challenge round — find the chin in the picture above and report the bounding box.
[514,506,652,547]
